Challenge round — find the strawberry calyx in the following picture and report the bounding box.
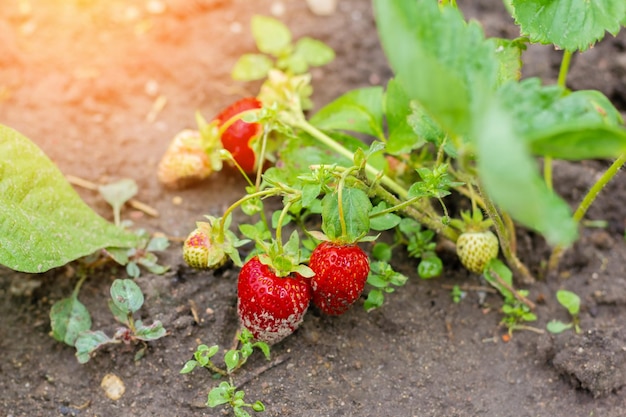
[256,232,314,279]
[198,215,249,268]
[449,209,494,234]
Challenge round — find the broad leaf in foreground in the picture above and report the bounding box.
[0,125,138,273]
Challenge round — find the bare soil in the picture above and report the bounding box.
[2,1,626,416]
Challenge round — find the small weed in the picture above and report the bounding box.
[181,329,270,416]
[50,276,167,363]
[547,289,581,334]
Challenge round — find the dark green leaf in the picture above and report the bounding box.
[474,99,578,246]
[417,253,442,279]
[321,187,372,242]
[310,87,385,139]
[369,202,402,231]
[385,79,425,154]
[511,0,625,51]
[110,279,144,314]
[364,289,385,311]
[0,125,138,273]
[372,242,392,262]
[50,295,92,346]
[529,125,626,160]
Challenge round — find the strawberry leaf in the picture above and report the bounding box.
[310,87,385,139]
[511,0,626,51]
[475,100,578,246]
[385,79,426,154]
[373,0,498,137]
[0,125,139,273]
[321,187,372,242]
[496,79,626,160]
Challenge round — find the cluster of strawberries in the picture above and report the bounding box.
[184,227,370,344]
[161,98,371,344]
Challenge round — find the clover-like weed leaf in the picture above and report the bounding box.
[50,295,92,346]
[134,320,166,341]
[0,125,138,273]
[110,279,144,314]
[207,381,233,407]
[511,0,626,51]
[75,330,115,364]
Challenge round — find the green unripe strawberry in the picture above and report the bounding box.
[456,230,499,274]
[182,227,227,270]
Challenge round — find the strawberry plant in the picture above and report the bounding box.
[170,2,626,413]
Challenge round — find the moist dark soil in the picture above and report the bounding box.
[2,1,626,416]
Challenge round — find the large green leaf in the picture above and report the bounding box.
[496,78,626,159]
[373,0,498,137]
[310,87,385,139]
[511,0,626,51]
[0,125,139,273]
[474,101,578,246]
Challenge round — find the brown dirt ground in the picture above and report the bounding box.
[2,0,626,416]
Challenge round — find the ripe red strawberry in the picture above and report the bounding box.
[215,97,262,174]
[237,256,312,344]
[309,242,370,315]
[182,225,227,270]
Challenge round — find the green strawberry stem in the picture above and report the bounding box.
[544,50,573,191]
[479,184,534,284]
[221,149,255,188]
[217,188,283,243]
[283,114,409,199]
[337,166,359,239]
[548,152,626,274]
[274,199,296,255]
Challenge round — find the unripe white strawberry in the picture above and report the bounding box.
[157,129,213,189]
[183,226,227,270]
[456,230,499,274]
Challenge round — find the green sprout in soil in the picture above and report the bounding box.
[546,289,582,334]
[181,329,270,416]
[50,277,167,364]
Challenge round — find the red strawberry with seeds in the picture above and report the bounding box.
[309,242,370,315]
[215,97,262,174]
[237,256,312,344]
